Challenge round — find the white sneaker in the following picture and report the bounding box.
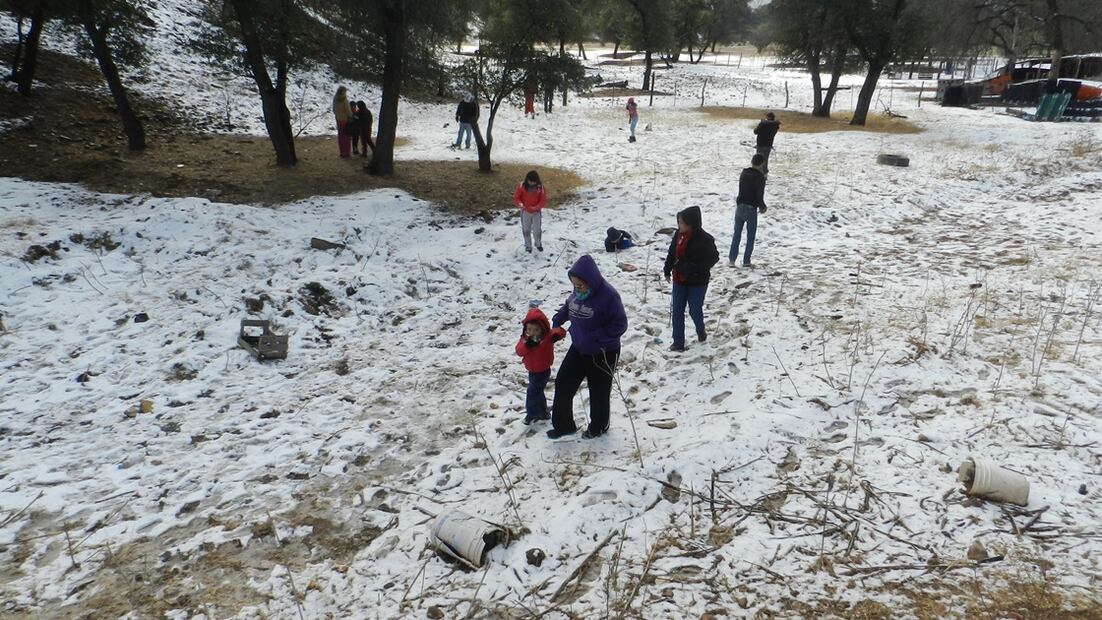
[728,260,739,267]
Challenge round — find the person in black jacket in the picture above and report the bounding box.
[664,206,720,352]
[729,153,768,268]
[453,93,479,149]
[753,111,780,178]
[353,100,375,157]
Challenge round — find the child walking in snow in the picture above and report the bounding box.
[513,170,547,253]
[626,97,639,142]
[515,306,566,424]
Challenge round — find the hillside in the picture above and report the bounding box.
[2,3,1102,619]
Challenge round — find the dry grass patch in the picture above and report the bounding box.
[581,87,665,98]
[1065,134,1101,158]
[0,44,584,212]
[900,577,1102,620]
[773,575,1102,620]
[699,106,922,134]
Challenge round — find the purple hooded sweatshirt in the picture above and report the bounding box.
[552,255,628,355]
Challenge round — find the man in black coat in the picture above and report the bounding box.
[753,111,780,178]
[664,205,720,352]
[729,153,768,268]
[454,93,479,149]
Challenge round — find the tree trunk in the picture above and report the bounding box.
[560,37,568,107]
[228,0,296,165]
[78,2,145,150]
[808,50,823,116]
[1047,0,1063,80]
[473,122,491,171]
[9,16,24,83]
[17,5,45,96]
[851,59,885,126]
[643,50,653,90]
[369,0,406,176]
[578,41,586,60]
[710,40,717,53]
[820,44,846,118]
[613,40,620,56]
[273,57,295,159]
[473,99,501,172]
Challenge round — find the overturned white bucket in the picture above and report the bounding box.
[958,456,1030,506]
[430,510,504,568]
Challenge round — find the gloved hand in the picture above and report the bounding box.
[759,205,768,214]
[664,272,671,283]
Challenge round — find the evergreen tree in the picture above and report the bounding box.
[195,0,343,166]
[765,0,850,117]
[3,0,48,96]
[841,0,925,125]
[456,0,588,171]
[72,0,152,150]
[620,0,674,90]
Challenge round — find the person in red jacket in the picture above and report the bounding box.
[515,306,566,424]
[523,80,537,118]
[513,170,548,253]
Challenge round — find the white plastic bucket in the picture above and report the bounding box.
[958,456,1030,506]
[429,510,503,568]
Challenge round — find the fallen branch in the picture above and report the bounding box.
[464,564,491,619]
[0,490,43,527]
[771,345,802,397]
[550,531,618,603]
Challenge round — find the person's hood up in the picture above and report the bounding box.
[677,206,702,230]
[521,307,551,333]
[567,254,606,293]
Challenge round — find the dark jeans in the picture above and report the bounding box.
[671,283,708,346]
[730,203,758,264]
[525,370,551,420]
[352,125,375,154]
[755,145,772,178]
[551,346,620,435]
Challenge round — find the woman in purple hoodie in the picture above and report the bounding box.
[547,255,629,440]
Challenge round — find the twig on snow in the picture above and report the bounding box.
[550,530,618,604]
[771,345,801,397]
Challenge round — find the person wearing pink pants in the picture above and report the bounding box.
[332,86,353,158]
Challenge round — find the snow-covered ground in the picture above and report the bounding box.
[3,5,1102,619]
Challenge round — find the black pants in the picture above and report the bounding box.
[551,346,620,435]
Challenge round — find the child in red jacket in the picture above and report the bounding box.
[515,306,566,424]
[513,170,547,253]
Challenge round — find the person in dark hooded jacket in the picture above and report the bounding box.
[753,111,780,178]
[664,206,720,351]
[730,153,768,268]
[547,255,628,440]
[454,93,479,149]
[352,100,375,157]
